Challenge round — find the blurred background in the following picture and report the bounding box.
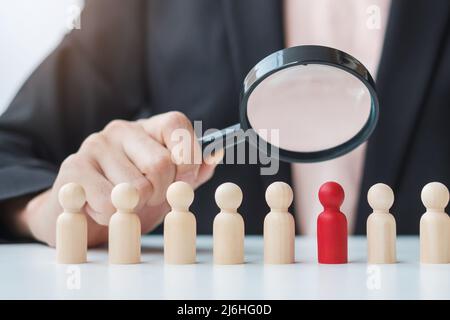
[0,0,84,115]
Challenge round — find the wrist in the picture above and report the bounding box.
[6,190,50,240]
[0,196,33,239]
[21,190,51,240]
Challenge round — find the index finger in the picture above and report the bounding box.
[138,112,202,183]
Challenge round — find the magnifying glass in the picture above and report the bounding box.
[199,45,379,163]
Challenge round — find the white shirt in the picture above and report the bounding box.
[284,0,391,234]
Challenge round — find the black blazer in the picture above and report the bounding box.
[0,0,449,237]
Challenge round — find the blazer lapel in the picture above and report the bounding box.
[220,0,293,207]
[221,0,284,89]
[356,0,450,233]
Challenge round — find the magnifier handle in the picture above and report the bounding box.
[198,123,243,151]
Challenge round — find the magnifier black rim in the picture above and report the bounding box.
[239,45,379,163]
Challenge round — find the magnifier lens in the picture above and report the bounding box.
[247,64,372,153]
[200,46,378,163]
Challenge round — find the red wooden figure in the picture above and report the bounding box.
[317,181,348,264]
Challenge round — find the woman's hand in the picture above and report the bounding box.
[15,112,221,247]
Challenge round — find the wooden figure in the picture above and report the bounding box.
[264,181,295,264]
[213,182,245,265]
[164,181,197,264]
[366,183,397,264]
[56,183,88,264]
[317,181,348,264]
[109,183,141,264]
[420,182,450,264]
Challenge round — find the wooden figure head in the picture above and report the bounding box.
[111,183,139,212]
[318,181,345,210]
[58,182,86,213]
[421,182,449,211]
[166,181,194,211]
[265,181,293,211]
[215,182,243,212]
[367,183,394,212]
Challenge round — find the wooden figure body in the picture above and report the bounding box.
[56,183,88,264]
[164,181,196,264]
[420,182,450,264]
[366,183,397,264]
[264,182,295,264]
[213,182,245,265]
[317,181,348,264]
[109,183,141,264]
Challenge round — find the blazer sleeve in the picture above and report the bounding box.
[0,0,147,217]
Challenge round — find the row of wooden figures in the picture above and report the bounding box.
[56,180,450,265]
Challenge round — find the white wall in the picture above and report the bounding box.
[0,0,84,114]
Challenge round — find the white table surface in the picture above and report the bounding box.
[0,235,449,300]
